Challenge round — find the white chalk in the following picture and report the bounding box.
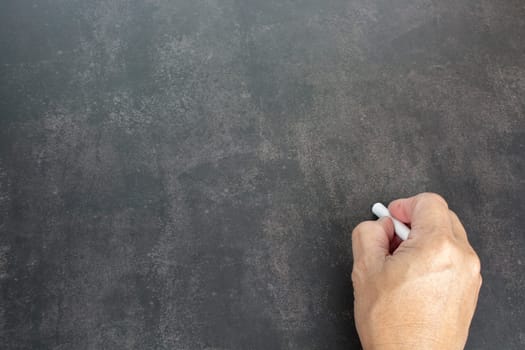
[371,202,411,240]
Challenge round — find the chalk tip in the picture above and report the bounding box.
[371,202,383,212]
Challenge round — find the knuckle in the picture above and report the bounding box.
[353,257,368,273]
[419,192,449,209]
[433,234,457,254]
[352,221,375,240]
[351,260,367,284]
[467,251,482,276]
[351,268,360,285]
[426,235,459,270]
[448,209,460,222]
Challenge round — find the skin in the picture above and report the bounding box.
[352,193,482,350]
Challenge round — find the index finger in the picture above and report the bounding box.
[388,192,453,234]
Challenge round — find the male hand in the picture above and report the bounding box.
[352,193,482,349]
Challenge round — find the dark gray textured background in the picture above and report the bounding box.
[1,0,524,349]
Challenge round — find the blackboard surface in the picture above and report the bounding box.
[1,1,524,349]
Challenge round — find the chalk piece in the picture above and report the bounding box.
[371,202,410,240]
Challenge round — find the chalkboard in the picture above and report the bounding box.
[1,1,524,349]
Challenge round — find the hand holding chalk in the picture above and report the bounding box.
[353,194,482,349]
[371,202,410,240]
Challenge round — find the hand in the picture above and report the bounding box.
[351,193,482,349]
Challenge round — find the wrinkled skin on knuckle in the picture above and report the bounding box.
[352,221,377,253]
[415,221,451,235]
[419,192,449,208]
[353,221,375,239]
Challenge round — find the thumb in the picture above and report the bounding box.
[352,217,395,273]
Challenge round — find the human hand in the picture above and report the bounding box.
[351,193,482,349]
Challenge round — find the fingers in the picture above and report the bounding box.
[389,234,403,254]
[352,217,395,273]
[388,192,452,235]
